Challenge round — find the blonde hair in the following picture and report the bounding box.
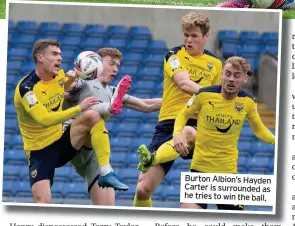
[32,39,60,63]
[182,12,210,36]
[96,48,122,60]
[225,56,251,75]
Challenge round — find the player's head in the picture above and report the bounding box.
[181,12,210,56]
[222,56,250,96]
[96,48,122,84]
[33,39,62,76]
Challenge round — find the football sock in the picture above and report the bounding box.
[133,196,152,207]
[153,140,180,165]
[90,120,111,176]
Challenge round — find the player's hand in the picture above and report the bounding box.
[65,70,77,81]
[79,96,100,111]
[173,134,189,157]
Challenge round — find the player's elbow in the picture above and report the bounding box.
[35,118,55,128]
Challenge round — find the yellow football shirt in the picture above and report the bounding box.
[174,85,275,173]
[158,45,222,121]
[14,69,81,151]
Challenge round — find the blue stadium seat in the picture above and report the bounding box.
[118,65,138,77]
[107,25,129,39]
[10,134,24,149]
[148,40,168,54]
[137,123,155,138]
[9,20,16,33]
[110,137,132,152]
[8,47,30,61]
[133,81,156,95]
[11,34,36,48]
[62,23,84,36]
[137,66,162,81]
[162,185,180,201]
[240,127,254,139]
[237,44,260,56]
[84,24,106,37]
[240,31,261,44]
[6,76,19,90]
[51,182,65,198]
[127,40,149,53]
[246,156,271,171]
[237,141,251,152]
[116,184,136,200]
[64,182,88,199]
[59,36,82,50]
[3,165,21,180]
[55,166,72,182]
[221,42,237,58]
[260,44,278,56]
[69,168,84,182]
[218,30,239,46]
[142,111,159,123]
[15,181,31,197]
[243,56,259,73]
[124,152,139,168]
[123,53,143,66]
[119,168,139,183]
[105,121,115,132]
[3,180,14,197]
[39,22,62,35]
[5,118,19,134]
[19,165,29,180]
[4,134,12,149]
[129,26,152,40]
[82,37,104,51]
[4,149,27,165]
[269,158,274,173]
[261,32,279,45]
[131,137,152,152]
[238,155,248,169]
[251,141,274,157]
[17,21,39,34]
[61,50,76,63]
[115,122,138,137]
[7,61,22,74]
[142,54,164,67]
[6,89,15,104]
[20,61,35,75]
[60,62,71,72]
[173,158,191,170]
[123,109,143,122]
[165,169,182,185]
[6,104,17,118]
[104,38,127,52]
[153,184,164,201]
[110,152,127,168]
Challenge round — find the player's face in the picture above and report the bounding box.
[38,45,62,76]
[222,63,248,95]
[99,56,120,84]
[183,27,209,56]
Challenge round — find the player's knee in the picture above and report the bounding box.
[32,189,51,203]
[136,179,153,199]
[83,110,102,126]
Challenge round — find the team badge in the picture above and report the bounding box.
[58,78,64,87]
[207,62,213,71]
[24,91,38,107]
[235,102,244,113]
[169,56,181,70]
[31,169,38,178]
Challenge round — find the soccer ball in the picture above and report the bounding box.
[251,0,287,8]
[74,51,104,80]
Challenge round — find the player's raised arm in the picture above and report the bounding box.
[123,95,162,113]
[247,101,275,145]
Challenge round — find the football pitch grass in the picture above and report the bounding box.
[1,0,295,19]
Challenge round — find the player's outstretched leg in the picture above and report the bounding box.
[111,75,132,115]
[137,144,155,173]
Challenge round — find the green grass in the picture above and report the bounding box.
[1,0,295,19]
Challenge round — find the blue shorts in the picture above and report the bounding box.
[149,118,197,174]
[27,125,79,187]
[190,169,244,210]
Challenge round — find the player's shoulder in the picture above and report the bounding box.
[196,85,222,96]
[18,71,41,97]
[203,49,222,63]
[238,89,257,103]
[164,44,184,61]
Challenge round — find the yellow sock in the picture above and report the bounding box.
[90,120,110,166]
[133,196,152,207]
[153,140,179,165]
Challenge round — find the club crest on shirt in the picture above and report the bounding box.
[31,169,37,178]
[58,78,64,87]
[235,102,244,113]
[169,56,181,70]
[24,91,38,107]
[207,62,213,71]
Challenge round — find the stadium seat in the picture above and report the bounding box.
[153,184,164,201]
[136,66,162,81]
[142,54,164,67]
[20,61,36,75]
[240,127,254,139]
[9,20,17,33]
[62,23,84,36]
[7,61,22,74]
[246,156,271,171]
[107,25,129,39]
[221,42,237,58]
[5,118,19,134]
[122,109,144,123]
[64,182,89,199]
[237,44,260,56]
[11,34,36,48]
[119,168,140,183]
[115,122,138,137]
[104,38,127,52]
[173,157,191,170]
[261,32,279,45]
[69,169,84,182]
[4,133,12,149]
[133,81,156,95]
[54,166,72,182]
[4,149,27,165]
[6,89,15,104]
[82,37,104,51]
[3,165,21,180]
[237,141,251,152]
[240,31,261,44]
[148,40,168,54]
[142,111,159,123]
[238,155,248,169]
[131,137,152,152]
[39,22,62,35]
[3,180,14,197]
[218,30,239,46]
[251,141,274,157]
[51,181,65,198]
[127,40,149,53]
[6,76,19,91]
[17,21,39,34]
[118,65,139,78]
[59,36,82,50]
[10,134,24,149]
[165,169,182,185]
[162,185,180,201]
[124,152,139,168]
[137,123,155,138]
[116,184,136,200]
[243,56,259,73]
[129,26,152,40]
[110,152,127,168]
[19,165,29,180]
[269,158,274,173]
[61,50,77,63]
[15,181,31,197]
[8,47,30,61]
[122,53,144,66]
[110,137,133,152]
[6,104,17,118]
[260,44,278,56]
[84,24,106,37]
